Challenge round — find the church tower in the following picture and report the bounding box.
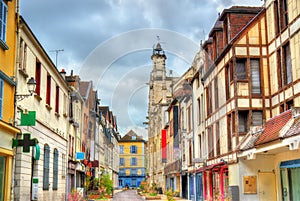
[149,40,167,107]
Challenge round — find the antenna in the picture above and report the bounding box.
[50,49,64,67]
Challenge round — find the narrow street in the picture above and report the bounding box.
[112,190,144,201]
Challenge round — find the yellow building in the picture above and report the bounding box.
[118,130,146,188]
[0,0,20,200]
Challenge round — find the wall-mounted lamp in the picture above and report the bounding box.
[15,77,36,101]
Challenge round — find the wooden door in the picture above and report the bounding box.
[258,172,277,201]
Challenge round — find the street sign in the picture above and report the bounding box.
[12,133,37,152]
[76,152,85,160]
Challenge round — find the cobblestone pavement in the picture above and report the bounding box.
[112,190,144,201]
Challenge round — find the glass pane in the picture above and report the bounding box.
[0,156,5,201]
[291,168,300,200]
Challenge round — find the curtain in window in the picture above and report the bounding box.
[236,59,246,80]
[284,44,292,84]
[252,111,263,127]
[250,59,261,94]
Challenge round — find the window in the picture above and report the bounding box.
[119,146,124,154]
[46,74,51,105]
[227,114,232,152]
[119,169,125,176]
[19,39,27,70]
[55,86,59,113]
[216,122,220,156]
[0,156,5,201]
[197,98,201,124]
[35,60,41,96]
[0,78,3,120]
[187,106,192,132]
[208,126,214,158]
[43,145,50,190]
[131,169,137,176]
[132,179,137,187]
[252,111,263,127]
[236,59,247,80]
[278,43,292,87]
[274,0,280,35]
[53,149,59,190]
[62,154,66,176]
[280,159,300,201]
[250,59,261,94]
[0,1,7,44]
[132,135,136,140]
[130,157,137,166]
[279,0,288,30]
[225,63,232,100]
[283,43,292,84]
[239,111,249,133]
[130,145,137,154]
[120,158,125,166]
[214,77,219,109]
[206,83,212,115]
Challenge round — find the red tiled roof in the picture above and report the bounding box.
[283,117,300,137]
[255,110,292,145]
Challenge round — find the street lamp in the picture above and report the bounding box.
[15,77,36,101]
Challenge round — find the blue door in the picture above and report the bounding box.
[196,173,203,201]
[189,174,194,200]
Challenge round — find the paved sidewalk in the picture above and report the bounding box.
[110,189,191,201]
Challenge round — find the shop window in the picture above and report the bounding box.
[280,159,300,201]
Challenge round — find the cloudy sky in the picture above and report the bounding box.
[20,0,263,138]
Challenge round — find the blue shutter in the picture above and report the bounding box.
[43,145,50,190]
[0,79,3,120]
[53,149,59,190]
[0,1,7,42]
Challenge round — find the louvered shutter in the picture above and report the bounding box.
[53,149,59,190]
[251,59,261,94]
[43,145,50,190]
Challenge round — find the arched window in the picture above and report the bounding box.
[43,144,50,190]
[53,149,59,190]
